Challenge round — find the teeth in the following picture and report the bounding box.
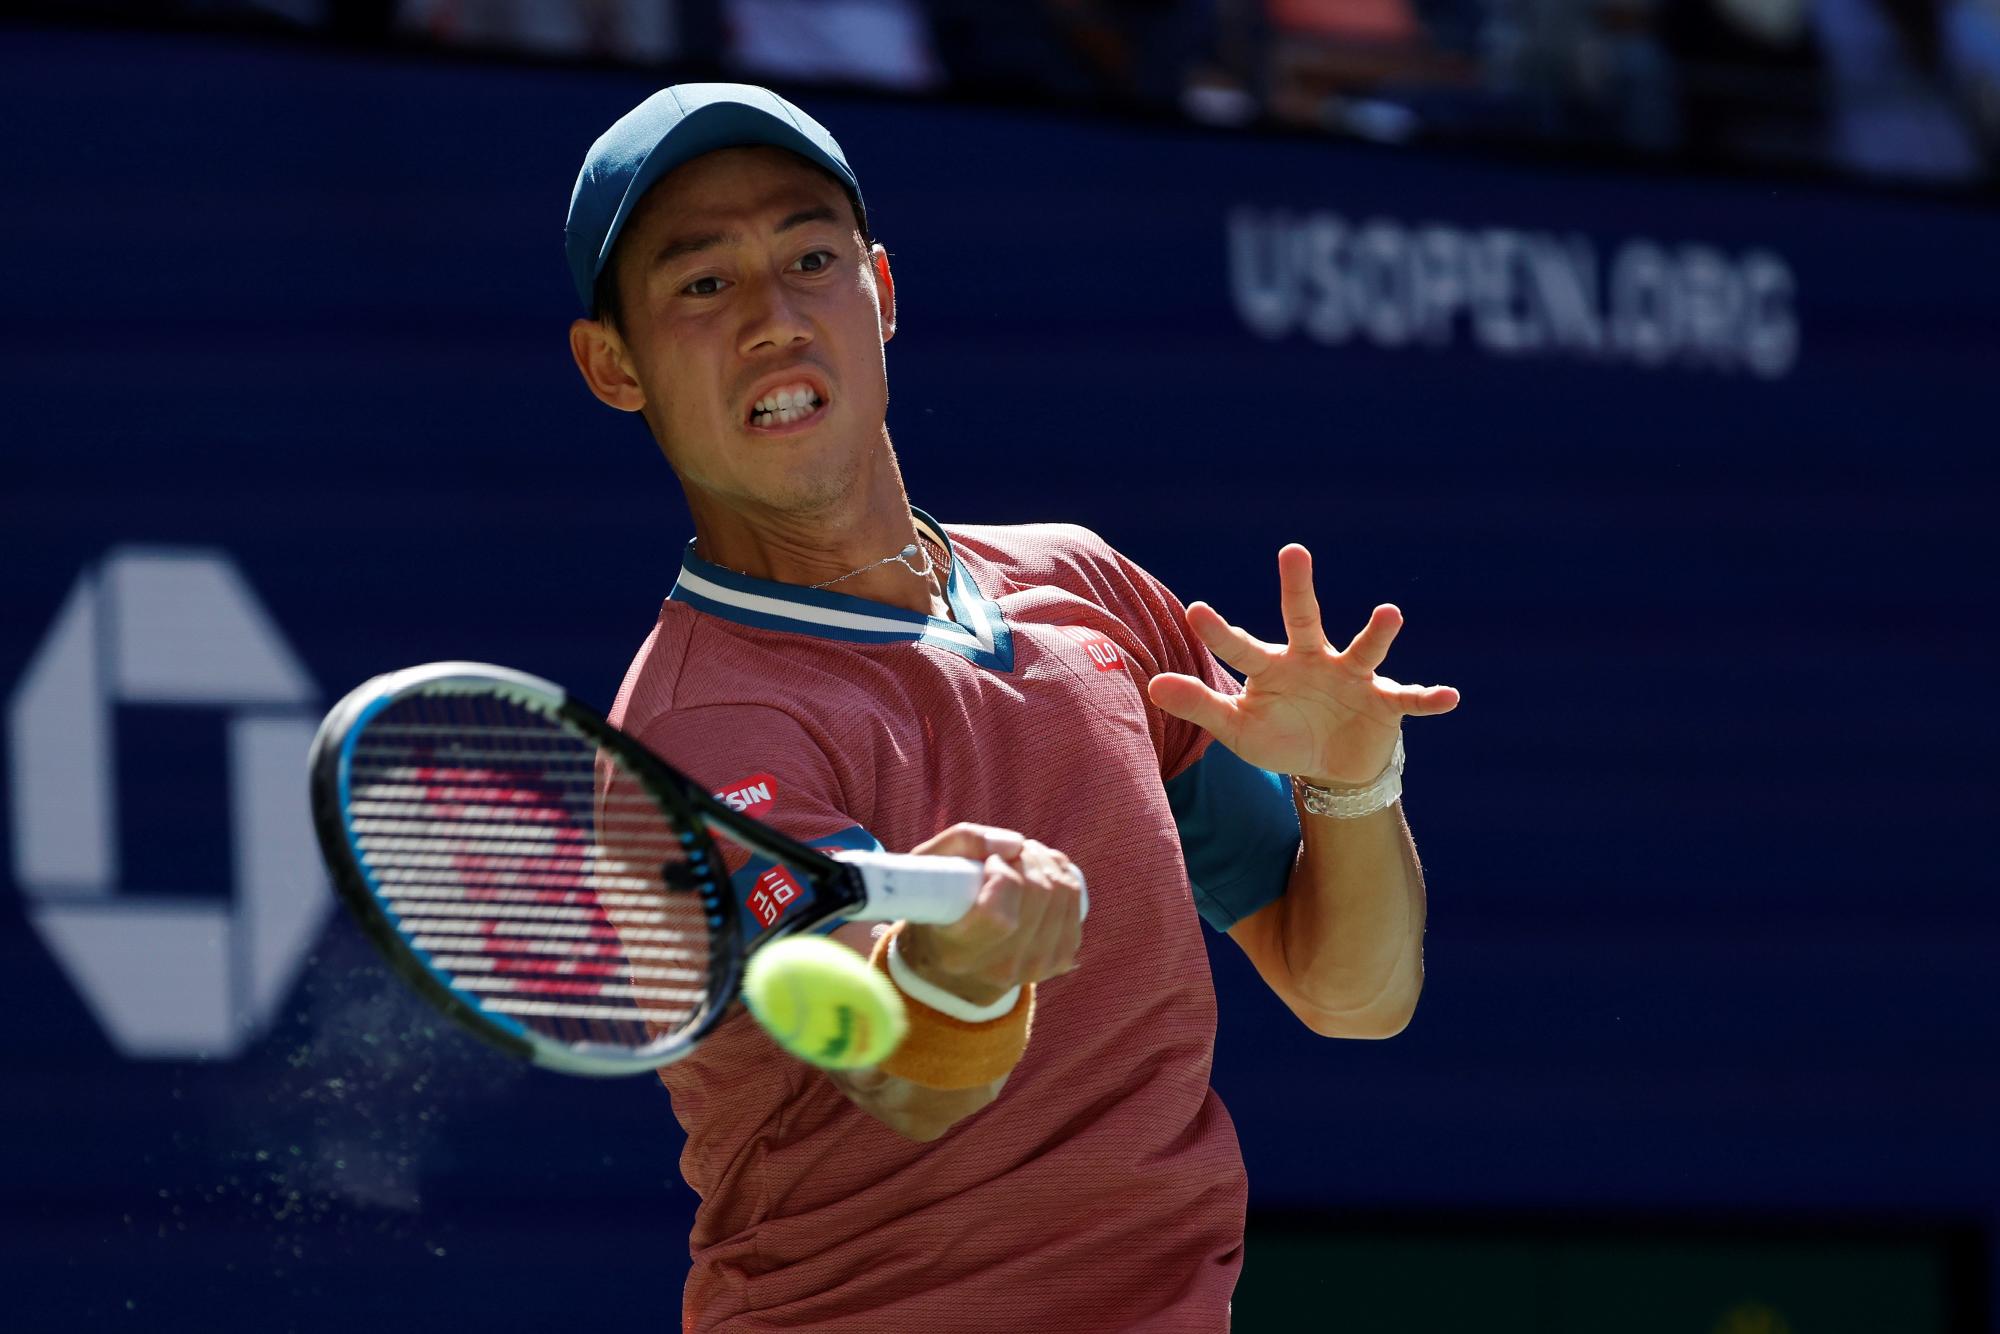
[751,383,823,425]
[752,384,816,414]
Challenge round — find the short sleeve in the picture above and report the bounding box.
[1165,743,1299,932]
[1079,540,1244,784]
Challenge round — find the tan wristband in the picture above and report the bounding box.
[869,925,1035,1090]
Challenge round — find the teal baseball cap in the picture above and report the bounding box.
[565,83,866,315]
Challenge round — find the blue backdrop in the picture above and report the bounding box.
[3,23,1996,1331]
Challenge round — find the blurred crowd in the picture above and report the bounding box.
[124,1,2000,184]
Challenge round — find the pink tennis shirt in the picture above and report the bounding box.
[606,512,1300,1332]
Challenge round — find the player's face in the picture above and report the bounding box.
[595,147,895,518]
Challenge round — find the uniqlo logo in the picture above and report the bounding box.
[716,772,778,814]
[1056,625,1126,673]
[746,866,803,930]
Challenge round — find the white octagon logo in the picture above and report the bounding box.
[7,548,330,1059]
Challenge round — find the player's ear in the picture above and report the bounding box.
[869,243,896,344]
[569,318,647,413]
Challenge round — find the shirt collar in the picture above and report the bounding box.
[669,508,1015,671]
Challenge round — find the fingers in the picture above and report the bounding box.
[1340,604,1404,674]
[902,832,1086,1002]
[1383,679,1462,717]
[1185,601,1275,678]
[1337,607,1457,716]
[971,840,1084,979]
[912,821,1026,863]
[1015,841,1085,977]
[1022,891,1084,980]
[1277,544,1327,653]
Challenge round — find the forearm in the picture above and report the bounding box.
[825,1065,1007,1142]
[1276,795,1426,1035]
[821,940,1019,1141]
[833,924,1028,1141]
[811,820,1075,1142]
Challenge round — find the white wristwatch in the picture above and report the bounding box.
[1293,736,1405,819]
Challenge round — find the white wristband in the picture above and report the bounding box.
[886,934,1022,1023]
[1294,736,1405,819]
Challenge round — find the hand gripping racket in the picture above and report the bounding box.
[308,662,1021,1076]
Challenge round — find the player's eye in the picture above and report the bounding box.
[793,250,835,274]
[682,275,726,296]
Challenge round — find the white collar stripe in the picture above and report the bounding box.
[667,511,1013,670]
[675,566,960,640]
[683,567,992,653]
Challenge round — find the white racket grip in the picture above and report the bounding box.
[834,850,1089,924]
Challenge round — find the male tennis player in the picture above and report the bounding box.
[564,84,1457,1332]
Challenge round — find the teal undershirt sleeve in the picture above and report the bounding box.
[1164,743,1302,932]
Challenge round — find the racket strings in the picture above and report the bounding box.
[345,692,719,1051]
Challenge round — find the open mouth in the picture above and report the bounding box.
[748,382,826,429]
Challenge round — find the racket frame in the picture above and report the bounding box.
[308,662,873,1076]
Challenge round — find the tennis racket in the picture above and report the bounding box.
[307,662,1002,1076]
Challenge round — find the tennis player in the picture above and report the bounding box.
[564,84,1458,1332]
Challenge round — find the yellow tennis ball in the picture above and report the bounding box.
[742,935,908,1070]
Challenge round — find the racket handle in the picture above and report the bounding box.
[834,850,1089,924]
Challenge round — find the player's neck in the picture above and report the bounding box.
[687,467,949,620]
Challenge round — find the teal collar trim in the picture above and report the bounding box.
[669,509,1015,671]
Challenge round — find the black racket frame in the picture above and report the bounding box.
[306,663,874,1075]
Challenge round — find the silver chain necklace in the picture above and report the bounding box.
[810,534,940,590]
[702,534,944,591]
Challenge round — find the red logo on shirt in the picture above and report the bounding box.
[747,866,804,929]
[715,772,778,814]
[1056,625,1126,673]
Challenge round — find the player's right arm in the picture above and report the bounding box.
[628,694,1080,1140]
[822,1054,1010,1143]
[824,822,1084,1142]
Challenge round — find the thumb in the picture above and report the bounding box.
[1147,673,1239,742]
[912,821,1026,863]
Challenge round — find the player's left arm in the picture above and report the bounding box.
[1147,545,1460,1039]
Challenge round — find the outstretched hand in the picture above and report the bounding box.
[1145,545,1460,788]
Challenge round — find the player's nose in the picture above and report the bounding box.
[737,273,813,356]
